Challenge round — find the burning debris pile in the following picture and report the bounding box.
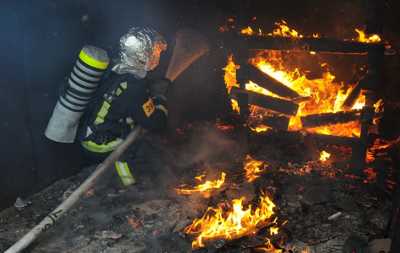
[223,20,385,138]
[0,121,397,253]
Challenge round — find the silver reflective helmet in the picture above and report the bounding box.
[112,27,167,78]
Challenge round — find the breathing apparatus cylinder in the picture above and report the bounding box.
[45,45,109,143]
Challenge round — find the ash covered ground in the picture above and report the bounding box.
[0,123,395,253]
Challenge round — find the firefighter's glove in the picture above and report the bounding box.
[149,78,172,98]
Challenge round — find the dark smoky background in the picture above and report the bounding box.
[0,0,399,210]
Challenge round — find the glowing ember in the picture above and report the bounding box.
[244,155,266,182]
[319,150,331,162]
[184,192,276,248]
[255,238,283,253]
[250,124,272,133]
[354,28,381,43]
[175,172,226,197]
[366,137,400,163]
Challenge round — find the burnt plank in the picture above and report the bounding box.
[301,110,361,128]
[261,115,290,131]
[242,64,300,99]
[306,133,360,146]
[230,87,298,116]
[222,33,385,54]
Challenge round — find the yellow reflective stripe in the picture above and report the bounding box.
[94,101,110,125]
[115,161,135,186]
[120,82,128,90]
[116,88,123,96]
[94,117,104,125]
[81,139,122,153]
[155,104,168,116]
[79,50,109,70]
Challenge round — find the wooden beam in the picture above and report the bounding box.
[230,87,299,116]
[222,33,385,54]
[301,110,361,128]
[242,64,300,99]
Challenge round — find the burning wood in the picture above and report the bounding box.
[230,87,299,116]
[231,20,384,54]
[175,172,226,198]
[354,28,382,43]
[223,34,384,54]
[224,51,367,137]
[244,155,267,182]
[184,192,276,249]
[241,64,300,99]
[300,110,361,128]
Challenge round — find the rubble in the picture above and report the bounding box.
[0,124,396,252]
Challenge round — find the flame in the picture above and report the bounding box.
[231,99,240,113]
[223,51,365,137]
[240,20,320,40]
[244,155,266,182]
[319,150,331,162]
[241,26,254,35]
[374,99,384,113]
[355,28,381,43]
[271,20,303,38]
[175,172,226,197]
[184,192,276,249]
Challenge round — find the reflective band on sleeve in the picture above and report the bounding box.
[94,101,111,125]
[81,138,123,153]
[115,161,135,186]
[120,82,128,90]
[155,104,168,116]
[79,50,109,70]
[115,88,123,96]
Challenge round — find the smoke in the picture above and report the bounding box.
[173,123,242,169]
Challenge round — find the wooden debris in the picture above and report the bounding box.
[301,110,360,128]
[241,64,300,99]
[223,33,385,54]
[230,87,299,116]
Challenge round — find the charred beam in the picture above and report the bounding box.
[261,115,290,131]
[242,64,300,99]
[230,87,298,116]
[301,110,361,128]
[306,133,360,146]
[222,34,385,54]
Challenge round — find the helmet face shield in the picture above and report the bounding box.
[113,27,167,78]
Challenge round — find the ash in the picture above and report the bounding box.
[0,123,395,253]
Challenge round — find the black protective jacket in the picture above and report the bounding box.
[79,72,167,154]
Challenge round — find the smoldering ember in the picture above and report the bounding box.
[1,1,400,253]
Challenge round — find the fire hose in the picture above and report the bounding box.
[4,126,144,253]
[5,28,209,253]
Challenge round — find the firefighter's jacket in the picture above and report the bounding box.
[79,72,168,153]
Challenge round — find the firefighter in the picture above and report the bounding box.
[78,27,170,186]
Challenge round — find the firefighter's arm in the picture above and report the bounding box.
[136,95,168,131]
